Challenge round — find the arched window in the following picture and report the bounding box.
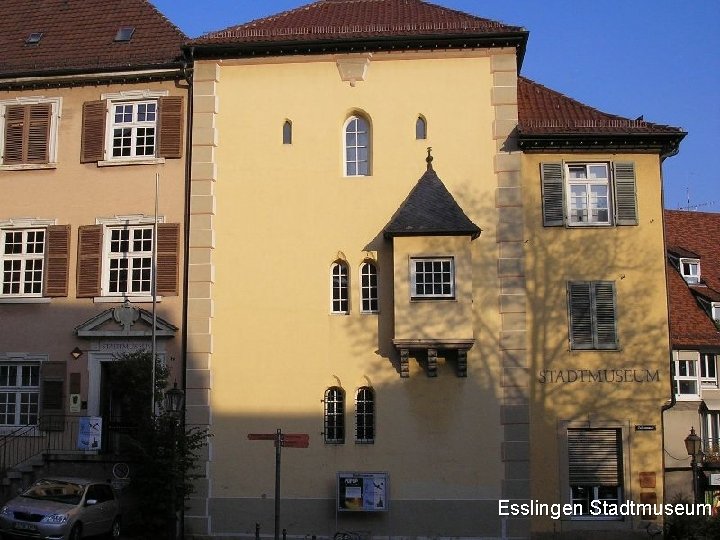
[282,120,292,144]
[344,115,370,176]
[331,261,349,313]
[324,386,345,444]
[360,261,378,313]
[355,387,375,443]
[415,115,427,140]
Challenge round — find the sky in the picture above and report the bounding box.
[152,0,720,212]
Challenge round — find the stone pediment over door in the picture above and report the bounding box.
[74,301,177,338]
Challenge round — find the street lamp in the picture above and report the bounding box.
[685,426,702,503]
[164,382,184,540]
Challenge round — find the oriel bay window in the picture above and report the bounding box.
[568,428,624,516]
[410,257,454,299]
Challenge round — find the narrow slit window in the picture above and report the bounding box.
[360,261,378,313]
[416,116,427,140]
[344,115,370,176]
[324,387,345,444]
[355,387,375,443]
[331,261,349,313]
[283,120,292,145]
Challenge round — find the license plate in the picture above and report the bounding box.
[14,522,37,531]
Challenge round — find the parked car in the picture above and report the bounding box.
[0,477,120,539]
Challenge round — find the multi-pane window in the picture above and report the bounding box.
[541,162,638,228]
[675,357,699,397]
[331,261,349,313]
[360,261,378,313]
[0,364,40,426]
[1,229,45,296]
[344,115,370,176]
[107,226,153,295]
[411,257,454,299]
[568,428,623,516]
[704,412,720,454]
[324,387,345,444]
[567,164,610,225]
[567,281,618,350]
[110,101,157,159]
[355,387,375,444]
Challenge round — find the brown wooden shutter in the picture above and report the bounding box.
[157,96,184,159]
[44,225,71,297]
[76,225,103,297]
[26,103,52,163]
[156,223,180,296]
[3,104,50,165]
[40,361,65,431]
[80,100,106,163]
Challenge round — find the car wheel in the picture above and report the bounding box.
[108,517,121,539]
[69,523,82,540]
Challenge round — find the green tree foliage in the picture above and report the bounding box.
[109,352,210,537]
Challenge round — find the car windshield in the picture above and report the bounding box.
[21,479,86,505]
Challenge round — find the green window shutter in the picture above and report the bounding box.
[568,429,622,486]
[541,162,565,226]
[614,162,638,226]
[593,282,618,349]
[569,281,618,350]
[568,282,594,349]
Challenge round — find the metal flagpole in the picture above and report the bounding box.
[151,172,159,416]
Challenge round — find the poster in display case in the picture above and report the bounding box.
[337,472,388,512]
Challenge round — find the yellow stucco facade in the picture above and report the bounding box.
[186,49,530,537]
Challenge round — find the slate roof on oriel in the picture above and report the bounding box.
[0,0,187,77]
[665,210,720,348]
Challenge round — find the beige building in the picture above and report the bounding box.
[0,0,188,483]
[183,0,685,539]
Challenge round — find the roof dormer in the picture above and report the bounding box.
[668,246,702,284]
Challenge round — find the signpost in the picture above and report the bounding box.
[248,430,309,540]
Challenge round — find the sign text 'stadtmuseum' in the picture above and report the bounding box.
[537,369,660,384]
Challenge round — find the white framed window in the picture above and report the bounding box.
[410,257,454,299]
[355,386,375,444]
[331,261,349,314]
[108,100,157,160]
[0,97,61,169]
[0,364,40,426]
[324,386,345,444]
[701,353,718,388]
[674,353,699,399]
[568,428,623,517]
[680,258,700,284]
[566,163,610,225]
[1,228,45,297]
[360,261,378,313]
[344,115,370,176]
[105,225,153,296]
[541,161,637,227]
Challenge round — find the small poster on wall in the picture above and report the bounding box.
[77,416,102,451]
[337,472,388,512]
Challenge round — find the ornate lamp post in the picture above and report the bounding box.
[164,382,185,540]
[685,427,702,503]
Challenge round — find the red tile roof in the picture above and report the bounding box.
[191,0,524,45]
[665,210,720,348]
[0,0,186,78]
[518,77,683,136]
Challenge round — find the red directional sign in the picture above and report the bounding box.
[282,434,310,448]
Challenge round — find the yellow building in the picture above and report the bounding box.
[518,80,684,538]
[183,1,684,538]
